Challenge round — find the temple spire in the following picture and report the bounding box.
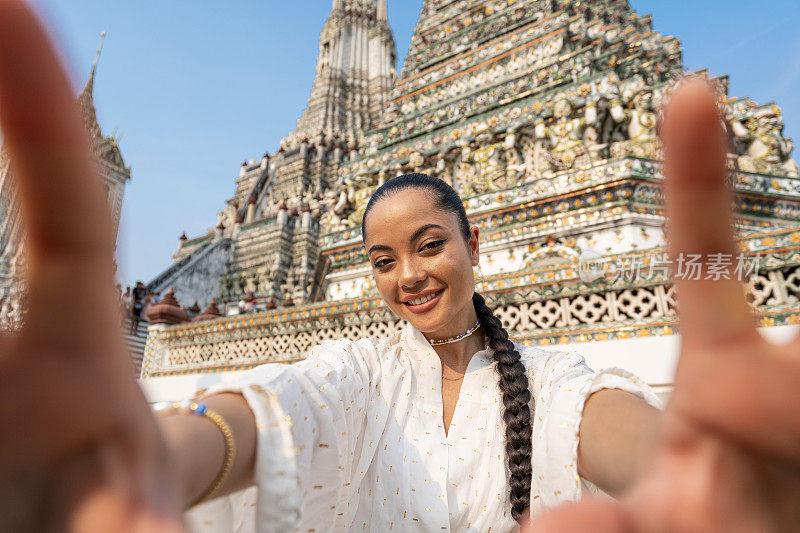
[81,31,106,99]
[78,31,106,140]
[293,0,395,143]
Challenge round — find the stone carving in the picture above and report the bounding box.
[320,182,351,231]
[609,88,660,159]
[731,106,799,177]
[534,96,599,175]
[321,172,380,231]
[454,143,478,193]
[518,133,552,180]
[459,132,507,195]
[502,128,525,185]
[521,236,580,268]
[345,174,379,227]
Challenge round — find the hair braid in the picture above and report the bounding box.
[473,291,533,520]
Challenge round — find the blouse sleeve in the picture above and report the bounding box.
[184,337,380,533]
[522,346,663,509]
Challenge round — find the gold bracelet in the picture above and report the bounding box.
[191,406,236,506]
[153,401,236,507]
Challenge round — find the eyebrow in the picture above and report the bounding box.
[367,223,446,255]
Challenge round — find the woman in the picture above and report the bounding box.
[173,173,660,532]
[0,2,798,532]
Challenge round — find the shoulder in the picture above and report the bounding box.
[513,342,593,393]
[514,342,590,374]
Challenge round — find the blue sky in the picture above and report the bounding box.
[32,0,800,287]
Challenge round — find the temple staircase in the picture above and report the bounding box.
[123,318,148,377]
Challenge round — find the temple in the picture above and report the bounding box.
[141,0,800,398]
[147,0,397,308]
[0,32,131,327]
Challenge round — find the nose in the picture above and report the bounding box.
[398,256,426,290]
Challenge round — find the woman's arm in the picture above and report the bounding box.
[157,393,258,509]
[158,336,375,519]
[577,389,661,496]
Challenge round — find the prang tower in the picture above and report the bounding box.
[148,0,397,308]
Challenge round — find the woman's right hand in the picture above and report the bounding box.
[0,1,184,530]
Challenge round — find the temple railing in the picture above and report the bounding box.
[140,226,800,378]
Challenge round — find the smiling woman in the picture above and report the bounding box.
[175,174,662,532]
[362,175,537,520]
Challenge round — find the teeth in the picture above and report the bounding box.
[408,291,440,306]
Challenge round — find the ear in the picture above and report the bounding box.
[469,225,480,266]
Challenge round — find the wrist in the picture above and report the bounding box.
[156,406,227,509]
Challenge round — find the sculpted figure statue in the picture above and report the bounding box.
[609,88,660,159]
[470,132,508,192]
[535,96,598,175]
[345,173,379,227]
[731,107,799,177]
[502,128,524,186]
[518,133,552,181]
[455,143,478,195]
[320,181,350,231]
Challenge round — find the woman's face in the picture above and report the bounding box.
[363,188,480,337]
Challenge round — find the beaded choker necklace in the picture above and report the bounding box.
[427,319,481,346]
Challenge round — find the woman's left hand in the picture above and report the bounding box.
[0,1,184,530]
[526,81,800,532]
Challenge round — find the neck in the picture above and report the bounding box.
[432,328,486,372]
[419,298,485,371]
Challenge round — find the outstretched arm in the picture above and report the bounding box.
[0,1,261,528]
[157,393,258,509]
[577,389,661,496]
[0,1,186,530]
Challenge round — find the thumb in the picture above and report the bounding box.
[71,488,187,533]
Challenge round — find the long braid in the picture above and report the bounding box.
[473,292,532,520]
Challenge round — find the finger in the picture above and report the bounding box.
[71,490,187,533]
[0,0,118,345]
[523,500,633,533]
[660,79,760,349]
[674,343,800,461]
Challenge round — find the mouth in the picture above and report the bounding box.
[402,289,444,313]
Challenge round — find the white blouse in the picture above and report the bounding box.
[186,324,660,532]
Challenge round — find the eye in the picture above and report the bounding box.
[420,239,446,252]
[373,258,393,269]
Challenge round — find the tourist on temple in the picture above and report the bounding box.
[121,285,132,317]
[140,292,157,325]
[0,2,799,532]
[130,281,145,334]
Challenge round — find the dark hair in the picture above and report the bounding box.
[361,173,533,519]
